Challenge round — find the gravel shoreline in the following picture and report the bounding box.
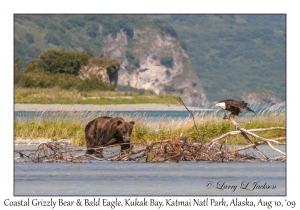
[14,103,212,111]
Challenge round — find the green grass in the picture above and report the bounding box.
[14,87,180,105]
[14,107,286,146]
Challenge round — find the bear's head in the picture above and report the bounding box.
[116,120,135,143]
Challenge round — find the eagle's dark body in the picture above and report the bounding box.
[216,99,254,118]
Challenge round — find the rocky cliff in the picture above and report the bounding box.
[102,28,209,106]
[78,65,119,87]
[242,89,277,105]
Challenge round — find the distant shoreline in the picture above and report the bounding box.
[14,103,213,112]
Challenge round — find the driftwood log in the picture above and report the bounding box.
[204,118,285,161]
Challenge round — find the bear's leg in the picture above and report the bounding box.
[85,141,95,154]
[121,143,130,151]
[94,148,103,158]
[86,149,95,155]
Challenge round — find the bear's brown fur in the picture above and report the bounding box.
[85,116,135,157]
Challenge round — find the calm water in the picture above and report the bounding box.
[14,145,286,196]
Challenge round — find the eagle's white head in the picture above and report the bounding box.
[215,102,226,109]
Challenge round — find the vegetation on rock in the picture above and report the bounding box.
[14,49,119,91]
[14,14,286,102]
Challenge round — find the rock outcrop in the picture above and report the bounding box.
[78,65,119,87]
[102,28,209,106]
[242,90,277,105]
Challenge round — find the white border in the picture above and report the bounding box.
[2,0,299,209]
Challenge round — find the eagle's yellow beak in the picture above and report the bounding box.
[215,103,220,107]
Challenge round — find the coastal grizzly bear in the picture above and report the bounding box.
[85,116,135,157]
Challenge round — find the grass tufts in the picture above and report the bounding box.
[14,104,286,146]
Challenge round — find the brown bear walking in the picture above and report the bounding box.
[85,116,135,157]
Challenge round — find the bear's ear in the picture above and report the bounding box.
[130,121,135,125]
[117,120,123,126]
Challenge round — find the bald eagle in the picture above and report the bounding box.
[215,99,254,118]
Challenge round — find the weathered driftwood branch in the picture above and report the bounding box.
[227,119,267,159]
[205,127,286,148]
[234,139,285,153]
[228,118,286,157]
[235,141,265,152]
[229,118,281,143]
[269,156,286,161]
[246,127,286,132]
[273,137,286,142]
[239,131,268,159]
[179,97,203,145]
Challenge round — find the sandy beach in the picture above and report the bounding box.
[14,103,212,111]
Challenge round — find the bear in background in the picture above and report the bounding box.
[85,116,135,157]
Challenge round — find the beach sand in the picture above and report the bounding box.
[14,103,211,111]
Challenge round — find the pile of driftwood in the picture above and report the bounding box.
[14,121,285,163]
[14,141,86,163]
[14,98,286,163]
